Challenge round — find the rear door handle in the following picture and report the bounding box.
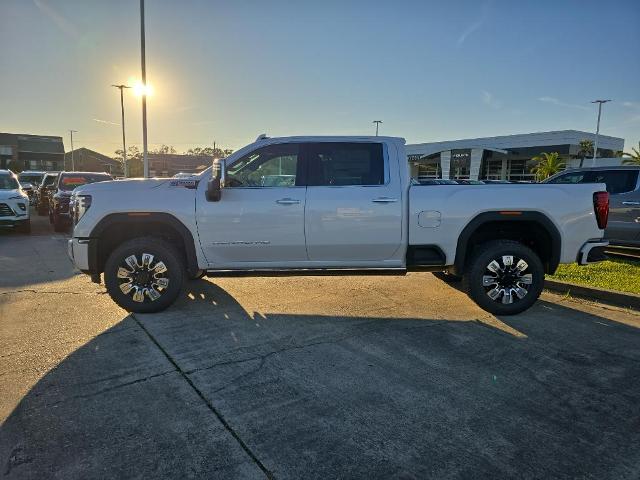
[372,197,398,203]
[622,201,640,206]
[276,198,300,205]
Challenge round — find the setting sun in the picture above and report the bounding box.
[128,77,154,97]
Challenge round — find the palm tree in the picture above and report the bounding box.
[531,152,565,181]
[577,139,593,167]
[622,142,640,166]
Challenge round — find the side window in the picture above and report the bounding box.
[547,172,587,184]
[591,170,639,195]
[226,144,300,187]
[307,142,384,186]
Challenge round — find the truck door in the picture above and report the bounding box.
[195,143,308,267]
[303,142,403,263]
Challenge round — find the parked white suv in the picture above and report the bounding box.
[68,136,609,315]
[0,170,30,233]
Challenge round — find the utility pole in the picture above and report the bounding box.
[591,99,611,164]
[140,0,149,178]
[373,120,382,136]
[69,130,77,171]
[112,84,131,177]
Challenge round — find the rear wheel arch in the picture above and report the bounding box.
[88,213,200,277]
[452,211,561,276]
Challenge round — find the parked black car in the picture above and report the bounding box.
[49,171,113,231]
[545,166,640,247]
[35,173,59,215]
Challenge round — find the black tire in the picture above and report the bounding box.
[462,240,544,316]
[16,220,31,234]
[104,237,185,313]
[433,271,462,283]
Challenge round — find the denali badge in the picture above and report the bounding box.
[211,241,271,246]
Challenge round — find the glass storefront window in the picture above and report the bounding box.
[507,159,537,182]
[451,149,471,180]
[415,158,441,181]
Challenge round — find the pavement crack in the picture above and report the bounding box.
[39,369,177,408]
[197,320,450,393]
[0,289,106,296]
[131,314,275,480]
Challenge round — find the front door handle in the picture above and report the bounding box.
[276,198,300,205]
[622,201,640,206]
[372,197,398,203]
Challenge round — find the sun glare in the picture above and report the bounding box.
[128,77,154,97]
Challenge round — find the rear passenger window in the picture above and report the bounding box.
[590,170,639,194]
[547,172,587,184]
[307,143,384,186]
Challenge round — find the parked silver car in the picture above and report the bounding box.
[545,166,640,247]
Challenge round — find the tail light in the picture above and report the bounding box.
[593,191,609,229]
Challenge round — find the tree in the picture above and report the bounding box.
[114,146,143,177]
[622,142,640,166]
[152,145,176,155]
[186,146,234,158]
[577,139,593,167]
[7,159,23,173]
[531,152,565,181]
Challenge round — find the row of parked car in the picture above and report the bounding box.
[0,169,113,233]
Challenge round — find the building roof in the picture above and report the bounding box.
[64,147,121,167]
[0,133,64,154]
[406,130,624,156]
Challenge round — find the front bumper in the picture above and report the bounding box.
[578,240,609,265]
[67,238,91,271]
[0,200,29,226]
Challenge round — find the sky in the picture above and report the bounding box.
[1,0,639,156]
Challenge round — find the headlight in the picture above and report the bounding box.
[17,203,26,211]
[73,195,92,224]
[8,195,25,200]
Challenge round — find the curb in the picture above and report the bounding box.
[544,279,640,311]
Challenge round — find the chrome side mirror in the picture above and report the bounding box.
[206,158,226,202]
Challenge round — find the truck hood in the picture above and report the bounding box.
[73,178,170,195]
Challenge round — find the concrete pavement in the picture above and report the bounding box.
[1,215,639,479]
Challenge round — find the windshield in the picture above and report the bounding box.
[0,175,20,190]
[42,175,58,187]
[59,174,111,191]
[19,174,44,185]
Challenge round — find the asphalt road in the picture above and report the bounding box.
[1,214,639,479]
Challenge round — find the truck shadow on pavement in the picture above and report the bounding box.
[2,279,640,479]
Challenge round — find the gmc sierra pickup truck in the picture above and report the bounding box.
[67,135,610,315]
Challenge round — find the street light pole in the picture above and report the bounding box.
[140,0,149,178]
[591,99,611,164]
[373,120,382,136]
[112,84,131,177]
[69,130,77,171]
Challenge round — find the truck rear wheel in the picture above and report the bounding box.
[463,240,544,315]
[104,237,185,313]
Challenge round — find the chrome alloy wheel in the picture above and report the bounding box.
[481,255,533,305]
[117,253,170,303]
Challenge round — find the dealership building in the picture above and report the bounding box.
[0,133,65,172]
[407,130,624,182]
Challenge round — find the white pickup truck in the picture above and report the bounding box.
[67,135,610,315]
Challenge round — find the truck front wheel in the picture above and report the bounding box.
[104,237,185,313]
[463,240,544,316]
